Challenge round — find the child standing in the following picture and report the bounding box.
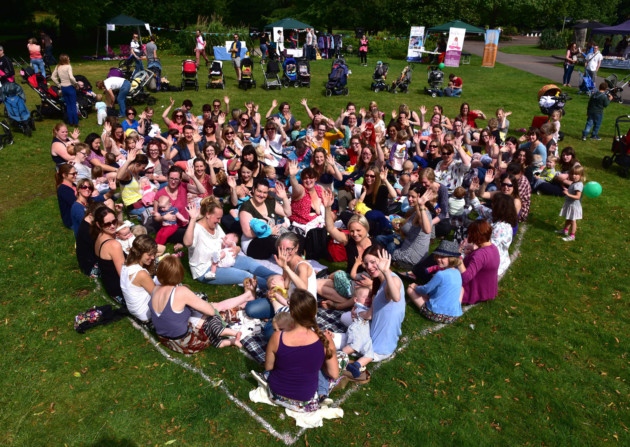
[582,82,612,141]
[95,94,107,125]
[557,165,584,242]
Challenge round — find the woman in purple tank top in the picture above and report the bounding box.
[264,289,339,411]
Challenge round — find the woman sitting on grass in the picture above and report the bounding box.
[120,235,158,323]
[459,219,500,305]
[92,206,125,304]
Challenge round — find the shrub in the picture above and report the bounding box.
[539,28,571,50]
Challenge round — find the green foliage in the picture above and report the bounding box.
[539,28,571,50]
[344,36,409,60]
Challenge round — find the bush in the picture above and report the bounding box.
[343,35,408,60]
[539,28,571,50]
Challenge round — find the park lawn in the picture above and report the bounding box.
[0,52,628,446]
[500,45,565,58]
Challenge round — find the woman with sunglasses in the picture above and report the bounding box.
[434,142,472,193]
[472,170,522,216]
[162,97,186,133]
[234,111,260,143]
[413,136,442,169]
[199,115,223,153]
[71,179,99,236]
[219,124,244,167]
[56,164,79,228]
[92,206,125,303]
[101,121,126,162]
[144,138,169,188]
[260,119,289,168]
[121,107,145,135]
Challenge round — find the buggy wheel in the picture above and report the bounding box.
[23,125,32,137]
[602,156,613,169]
[80,109,88,119]
[431,92,437,98]
[147,97,157,106]
[618,98,624,104]
[325,89,332,97]
[31,110,43,122]
[374,87,380,93]
[343,88,349,96]
[619,167,629,178]
[29,118,36,132]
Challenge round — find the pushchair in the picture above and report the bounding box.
[75,74,96,115]
[538,84,570,116]
[181,59,199,91]
[21,66,80,122]
[296,58,311,87]
[604,73,630,104]
[424,65,444,97]
[1,82,35,137]
[238,58,256,90]
[371,61,389,92]
[128,70,157,105]
[206,60,225,89]
[325,58,349,96]
[602,115,630,177]
[117,57,134,80]
[0,119,14,149]
[391,65,412,93]
[282,57,298,87]
[261,57,282,90]
[578,69,595,95]
[147,59,163,91]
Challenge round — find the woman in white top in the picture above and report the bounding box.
[275,232,317,298]
[120,235,158,322]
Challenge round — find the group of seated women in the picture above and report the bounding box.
[56,94,579,411]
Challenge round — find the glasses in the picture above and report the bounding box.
[103,218,118,227]
[213,104,221,107]
[225,131,235,135]
[78,151,87,156]
[266,128,276,132]
[127,112,136,116]
[68,171,78,176]
[79,184,94,191]
[441,152,453,157]
[429,145,438,148]
[241,117,249,121]
[364,174,376,178]
[168,177,181,181]
[501,182,514,188]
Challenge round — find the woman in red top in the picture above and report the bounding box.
[288,163,323,228]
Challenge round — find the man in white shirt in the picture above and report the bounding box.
[585,44,603,86]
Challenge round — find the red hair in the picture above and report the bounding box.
[362,122,376,148]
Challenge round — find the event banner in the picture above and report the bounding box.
[482,29,501,67]
[406,26,425,62]
[444,27,466,67]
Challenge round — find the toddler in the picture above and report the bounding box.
[532,156,558,191]
[448,186,467,217]
[343,286,374,378]
[155,195,188,245]
[95,94,107,125]
[262,165,277,190]
[272,311,294,332]
[115,220,136,254]
[204,233,239,280]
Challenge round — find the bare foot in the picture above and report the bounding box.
[173,243,184,252]
[243,277,257,296]
[321,300,337,310]
[233,332,242,348]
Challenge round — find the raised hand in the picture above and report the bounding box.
[226,176,237,188]
[223,96,230,105]
[484,168,494,184]
[321,188,335,208]
[470,176,480,192]
[186,203,200,221]
[300,98,308,106]
[275,181,287,200]
[419,105,427,115]
[271,99,278,108]
[376,248,391,273]
[287,160,299,177]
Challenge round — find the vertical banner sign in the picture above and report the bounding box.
[406,26,425,62]
[482,29,501,67]
[444,27,465,67]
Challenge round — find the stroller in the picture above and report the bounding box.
[282,57,298,87]
[578,69,595,95]
[147,59,163,91]
[181,59,199,91]
[261,56,282,90]
[75,75,96,115]
[371,61,389,92]
[602,115,630,177]
[1,82,35,137]
[424,66,444,97]
[296,58,311,87]
[604,73,630,104]
[206,60,225,89]
[22,66,86,122]
[325,58,349,96]
[239,58,256,90]
[538,84,570,116]
[0,119,14,149]
[391,65,412,93]
[128,70,157,105]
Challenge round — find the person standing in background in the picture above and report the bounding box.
[40,32,56,65]
[195,30,209,67]
[359,34,368,66]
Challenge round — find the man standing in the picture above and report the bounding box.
[585,44,603,87]
[305,28,313,60]
[582,82,612,141]
[230,34,242,81]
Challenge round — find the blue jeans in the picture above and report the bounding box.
[562,64,575,85]
[196,254,276,286]
[260,44,268,60]
[117,80,131,117]
[375,233,397,254]
[31,58,45,75]
[244,298,275,341]
[61,85,78,125]
[582,111,603,138]
[133,57,144,78]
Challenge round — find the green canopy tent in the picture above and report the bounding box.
[427,20,485,34]
[103,14,151,56]
[264,18,313,31]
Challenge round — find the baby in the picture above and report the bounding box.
[272,311,294,332]
[95,94,107,125]
[343,286,374,378]
[262,165,277,190]
[532,155,558,191]
[155,195,188,245]
[138,176,158,206]
[448,186,467,217]
[204,233,239,280]
[115,220,136,255]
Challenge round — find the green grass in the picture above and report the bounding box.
[500,45,564,57]
[0,53,629,445]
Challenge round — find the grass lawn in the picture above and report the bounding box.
[500,45,565,58]
[0,51,628,446]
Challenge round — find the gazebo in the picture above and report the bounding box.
[427,20,485,35]
[264,18,313,31]
[104,14,151,55]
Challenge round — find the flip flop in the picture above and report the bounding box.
[399,271,417,281]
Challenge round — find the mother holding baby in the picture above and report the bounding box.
[183,196,276,286]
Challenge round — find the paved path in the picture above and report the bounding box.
[464,36,630,105]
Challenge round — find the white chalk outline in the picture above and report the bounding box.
[92,225,526,444]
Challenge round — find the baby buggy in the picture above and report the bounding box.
[371,61,389,93]
[296,58,311,87]
[0,119,14,149]
[325,58,349,96]
[147,59,163,91]
[75,75,96,115]
[181,59,199,91]
[261,56,282,90]
[391,65,412,94]
[238,58,256,90]
[21,66,82,122]
[604,73,630,104]
[206,60,225,89]
[424,65,444,97]
[538,84,570,116]
[578,69,595,95]
[282,57,298,87]
[128,70,157,105]
[1,82,35,137]
[602,115,630,177]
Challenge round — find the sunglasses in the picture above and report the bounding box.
[501,182,514,187]
[213,104,221,107]
[79,184,93,190]
[441,152,453,156]
[241,118,249,121]
[429,145,438,148]
[68,171,78,176]
[127,112,136,116]
[225,131,235,135]
[103,218,118,227]
[176,115,184,118]
[364,174,376,178]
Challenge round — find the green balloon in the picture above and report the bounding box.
[438,63,445,70]
[583,181,602,198]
